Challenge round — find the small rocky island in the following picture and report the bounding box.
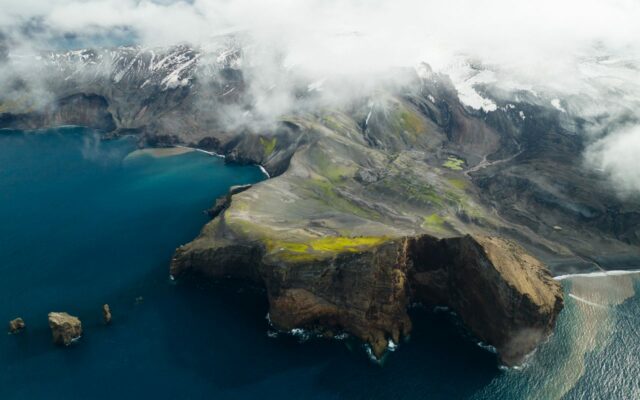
[2,44,638,366]
[102,304,112,325]
[8,318,25,334]
[48,312,82,346]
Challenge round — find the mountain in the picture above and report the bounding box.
[1,44,638,365]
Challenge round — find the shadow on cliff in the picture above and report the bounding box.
[3,263,501,399]
[154,274,500,398]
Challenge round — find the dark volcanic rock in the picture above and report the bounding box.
[172,231,563,366]
[206,184,252,218]
[48,312,82,346]
[0,94,116,132]
[406,235,563,365]
[8,317,25,334]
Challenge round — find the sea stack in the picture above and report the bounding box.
[8,318,25,334]
[48,312,82,346]
[102,304,112,324]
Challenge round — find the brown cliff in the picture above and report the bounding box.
[172,230,562,366]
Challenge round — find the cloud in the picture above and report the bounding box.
[2,0,640,73]
[586,126,640,196]
[1,0,640,193]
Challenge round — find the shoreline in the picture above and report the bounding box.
[174,145,271,178]
[554,269,640,281]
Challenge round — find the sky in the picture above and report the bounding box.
[1,0,639,194]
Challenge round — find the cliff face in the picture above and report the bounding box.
[406,235,563,365]
[0,94,115,132]
[171,229,562,366]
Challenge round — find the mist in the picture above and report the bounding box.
[586,125,640,196]
[1,0,640,193]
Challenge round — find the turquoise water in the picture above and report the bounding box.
[1,128,638,399]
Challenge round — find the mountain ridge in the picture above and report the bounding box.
[2,43,639,365]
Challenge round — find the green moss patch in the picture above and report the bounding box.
[266,236,388,263]
[422,213,448,234]
[259,136,277,157]
[302,177,378,219]
[399,109,426,135]
[442,156,465,171]
[448,178,467,190]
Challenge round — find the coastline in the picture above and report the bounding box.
[554,269,640,281]
[174,145,271,178]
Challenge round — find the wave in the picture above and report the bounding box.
[174,145,225,158]
[567,294,609,308]
[174,145,271,178]
[257,165,270,178]
[554,269,640,281]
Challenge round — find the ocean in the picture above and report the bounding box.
[1,127,638,399]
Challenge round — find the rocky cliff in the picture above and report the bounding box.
[3,43,636,365]
[48,312,82,346]
[171,231,562,365]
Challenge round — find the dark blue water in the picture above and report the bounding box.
[1,128,638,399]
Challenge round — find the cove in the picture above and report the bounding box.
[1,127,638,399]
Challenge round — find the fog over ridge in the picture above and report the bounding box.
[1,0,640,194]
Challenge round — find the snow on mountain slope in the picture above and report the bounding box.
[39,43,242,93]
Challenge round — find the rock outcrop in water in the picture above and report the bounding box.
[8,318,25,334]
[206,184,252,219]
[102,304,112,325]
[48,312,82,346]
[5,43,639,365]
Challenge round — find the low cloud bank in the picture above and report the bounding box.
[1,0,639,194]
[586,126,640,196]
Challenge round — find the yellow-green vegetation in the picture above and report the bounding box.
[259,136,277,157]
[444,188,484,220]
[306,146,355,182]
[380,101,427,147]
[266,236,388,262]
[320,112,362,138]
[309,236,386,252]
[448,178,467,190]
[423,213,445,229]
[304,177,379,219]
[442,156,465,171]
[377,175,445,207]
[421,213,452,235]
[373,172,486,224]
[399,109,425,135]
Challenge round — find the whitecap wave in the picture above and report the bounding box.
[174,145,225,158]
[554,269,640,281]
[257,165,270,178]
[477,341,498,354]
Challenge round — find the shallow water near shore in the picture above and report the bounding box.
[1,127,638,399]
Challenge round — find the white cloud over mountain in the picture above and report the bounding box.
[1,0,639,194]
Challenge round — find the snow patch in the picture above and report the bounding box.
[444,61,498,113]
[551,98,566,112]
